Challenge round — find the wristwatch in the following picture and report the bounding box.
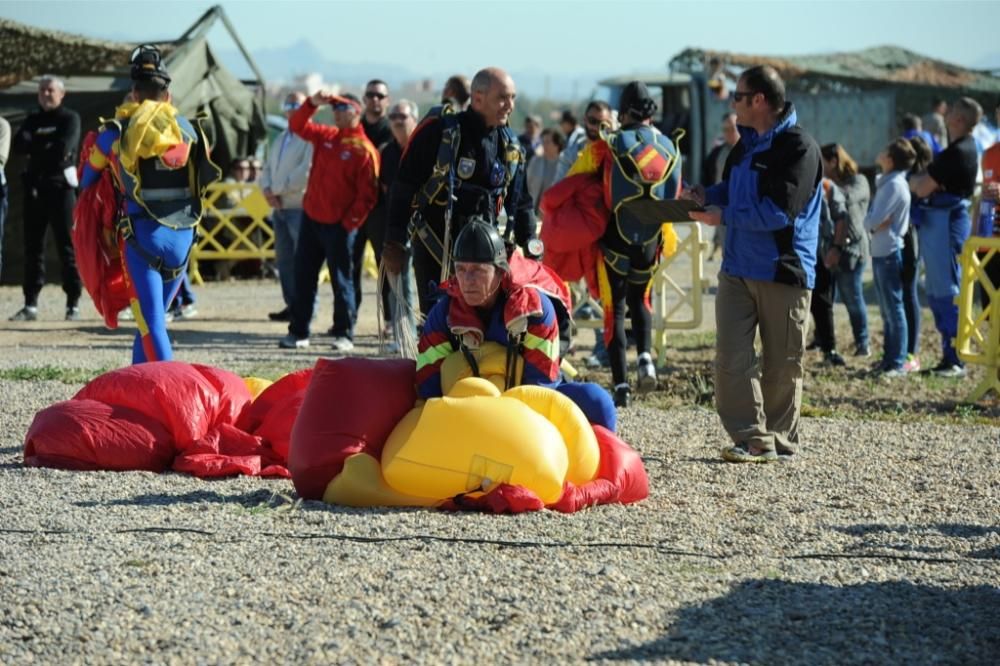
[526,238,544,258]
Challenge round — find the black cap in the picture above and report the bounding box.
[452,218,509,272]
[620,80,656,120]
[130,45,171,86]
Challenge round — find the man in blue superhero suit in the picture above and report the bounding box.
[80,46,220,363]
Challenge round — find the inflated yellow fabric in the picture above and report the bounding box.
[504,385,599,485]
[440,342,517,395]
[242,376,273,400]
[323,453,438,507]
[381,378,569,504]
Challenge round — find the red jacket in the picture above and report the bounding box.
[290,100,379,229]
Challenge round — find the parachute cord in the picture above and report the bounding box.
[377,262,422,360]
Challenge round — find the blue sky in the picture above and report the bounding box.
[4,0,1000,76]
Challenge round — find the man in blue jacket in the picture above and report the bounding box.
[687,65,823,463]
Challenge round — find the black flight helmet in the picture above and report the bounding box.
[619,80,657,121]
[452,217,509,272]
[130,44,171,87]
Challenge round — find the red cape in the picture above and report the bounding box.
[72,131,130,328]
[539,173,608,298]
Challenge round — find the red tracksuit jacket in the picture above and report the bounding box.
[289,100,379,229]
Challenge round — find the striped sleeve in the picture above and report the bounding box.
[519,295,560,387]
[415,298,455,399]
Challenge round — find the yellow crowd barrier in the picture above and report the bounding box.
[955,235,1000,401]
[189,182,377,285]
[189,182,275,285]
[569,223,710,368]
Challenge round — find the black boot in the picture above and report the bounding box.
[613,383,631,408]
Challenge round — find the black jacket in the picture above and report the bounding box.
[13,105,80,188]
[386,108,535,248]
[362,115,393,152]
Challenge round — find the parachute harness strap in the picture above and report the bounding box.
[504,331,526,391]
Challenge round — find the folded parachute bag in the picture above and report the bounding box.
[24,399,175,471]
[23,362,284,477]
[288,357,417,500]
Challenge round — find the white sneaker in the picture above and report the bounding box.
[9,306,38,321]
[279,334,309,349]
[331,337,354,352]
[637,352,657,393]
[118,307,135,321]
[178,304,198,319]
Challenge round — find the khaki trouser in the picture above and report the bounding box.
[715,272,811,454]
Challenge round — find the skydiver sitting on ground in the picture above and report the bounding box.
[415,219,617,430]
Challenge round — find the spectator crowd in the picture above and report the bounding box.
[3,65,1000,458]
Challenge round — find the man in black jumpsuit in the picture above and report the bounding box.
[9,75,82,321]
[381,67,540,316]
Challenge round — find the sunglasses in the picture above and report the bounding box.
[333,103,353,111]
[365,91,387,100]
[732,90,757,102]
[282,102,301,111]
[389,112,409,121]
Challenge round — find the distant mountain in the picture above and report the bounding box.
[218,39,424,90]
[217,40,618,101]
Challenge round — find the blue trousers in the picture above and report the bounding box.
[918,203,970,366]
[872,249,907,370]
[123,218,192,363]
[272,207,304,308]
[0,182,7,278]
[833,258,869,349]
[289,214,356,340]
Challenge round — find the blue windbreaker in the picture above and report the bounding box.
[706,103,823,289]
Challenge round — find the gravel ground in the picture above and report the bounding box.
[1,280,998,665]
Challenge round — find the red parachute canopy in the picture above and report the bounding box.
[72,130,130,329]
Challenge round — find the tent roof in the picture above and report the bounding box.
[672,45,1000,93]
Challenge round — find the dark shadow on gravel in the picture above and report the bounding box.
[832,523,1000,561]
[591,580,1000,664]
[73,488,287,508]
[0,445,22,455]
[71,491,413,517]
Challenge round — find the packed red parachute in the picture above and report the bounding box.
[24,359,648,513]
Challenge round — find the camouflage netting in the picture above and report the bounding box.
[673,45,1000,93]
[0,19,173,89]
